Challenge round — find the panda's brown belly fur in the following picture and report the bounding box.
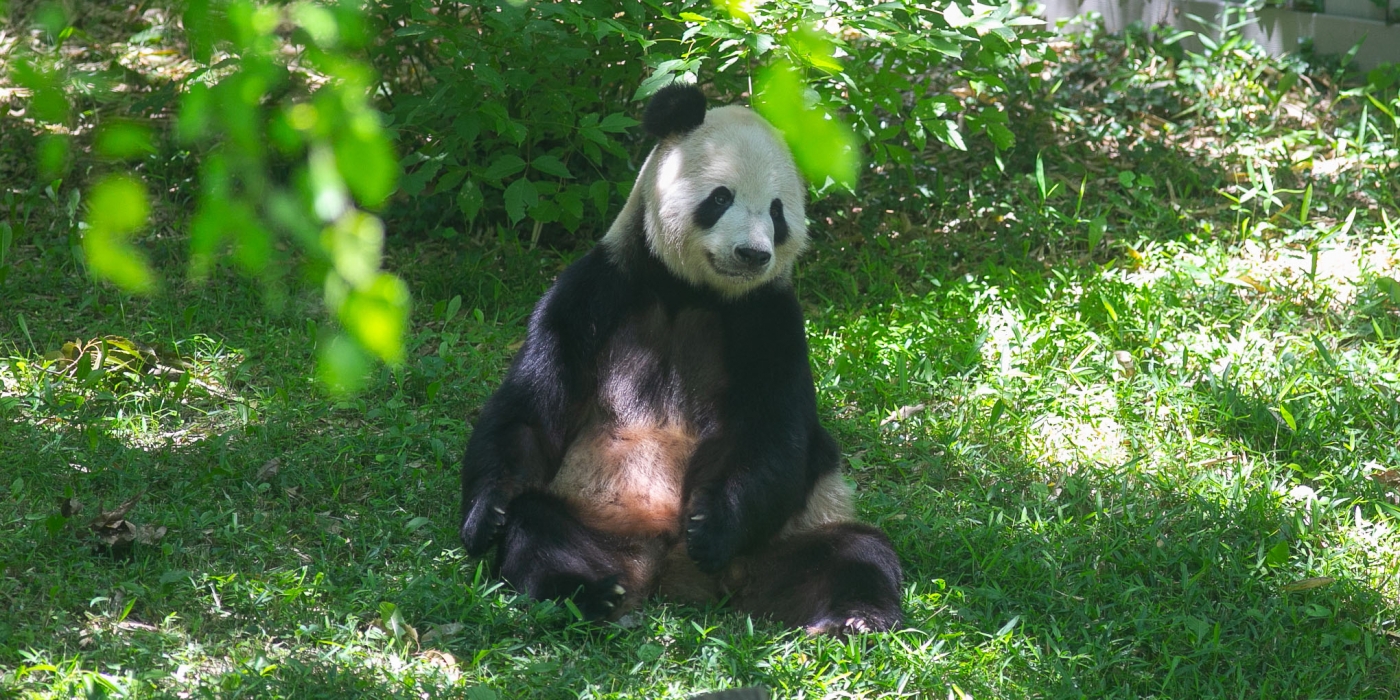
[547,304,722,539]
[548,421,696,538]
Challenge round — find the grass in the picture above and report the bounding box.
[4,10,1400,700]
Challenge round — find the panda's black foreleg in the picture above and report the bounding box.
[683,433,813,573]
[685,424,842,574]
[731,523,903,635]
[461,386,564,556]
[495,491,633,621]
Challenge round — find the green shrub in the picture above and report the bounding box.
[371,0,1053,246]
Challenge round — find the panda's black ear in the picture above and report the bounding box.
[643,83,706,139]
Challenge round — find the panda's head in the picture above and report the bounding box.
[606,84,808,298]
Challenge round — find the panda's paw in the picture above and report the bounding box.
[459,488,511,556]
[803,610,901,637]
[574,575,628,622]
[803,614,893,637]
[685,498,740,574]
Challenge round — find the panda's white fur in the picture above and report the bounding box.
[604,105,808,298]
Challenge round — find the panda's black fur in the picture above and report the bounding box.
[459,84,902,634]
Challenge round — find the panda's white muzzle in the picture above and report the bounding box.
[707,242,773,279]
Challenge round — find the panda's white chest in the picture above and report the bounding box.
[548,305,726,537]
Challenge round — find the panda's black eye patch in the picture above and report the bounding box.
[694,187,734,229]
[771,198,789,245]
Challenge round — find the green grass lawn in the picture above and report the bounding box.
[4,20,1400,700]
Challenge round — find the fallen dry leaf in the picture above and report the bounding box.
[255,458,281,482]
[880,404,925,426]
[1113,350,1135,378]
[316,512,344,535]
[1281,577,1335,592]
[1370,469,1400,488]
[90,491,146,529]
[135,524,167,546]
[419,649,457,669]
[92,519,138,550]
[421,622,466,646]
[87,491,164,555]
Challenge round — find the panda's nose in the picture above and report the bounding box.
[734,246,772,268]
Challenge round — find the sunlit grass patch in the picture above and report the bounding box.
[0,333,255,449]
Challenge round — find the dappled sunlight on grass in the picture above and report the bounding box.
[0,335,257,450]
[1026,383,1129,468]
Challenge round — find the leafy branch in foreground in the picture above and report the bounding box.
[9,0,403,394]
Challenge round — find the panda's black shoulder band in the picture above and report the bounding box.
[643,83,706,139]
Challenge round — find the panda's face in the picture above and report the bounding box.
[644,106,807,297]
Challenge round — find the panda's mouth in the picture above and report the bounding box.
[705,252,764,279]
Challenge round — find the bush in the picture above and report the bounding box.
[371,0,1053,246]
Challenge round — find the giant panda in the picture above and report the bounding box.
[458,83,902,635]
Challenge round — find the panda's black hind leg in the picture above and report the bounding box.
[731,523,902,635]
[495,491,630,621]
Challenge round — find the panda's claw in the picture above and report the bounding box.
[574,574,628,622]
[685,491,742,573]
[460,487,512,557]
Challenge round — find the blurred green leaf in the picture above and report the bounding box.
[334,122,398,208]
[1378,277,1400,306]
[317,332,372,395]
[986,122,1014,151]
[183,0,217,62]
[234,220,273,274]
[293,1,339,47]
[338,272,410,365]
[95,121,156,160]
[177,83,212,142]
[787,24,842,73]
[33,1,68,39]
[12,59,69,123]
[308,143,351,221]
[926,119,966,151]
[1088,216,1107,251]
[598,113,640,133]
[84,175,155,294]
[589,180,611,215]
[37,134,68,180]
[482,155,527,182]
[754,60,859,191]
[323,211,384,288]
